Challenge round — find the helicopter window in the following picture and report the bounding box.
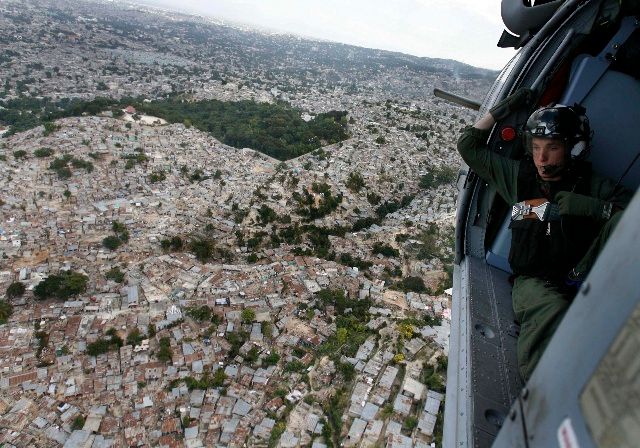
[560,17,640,190]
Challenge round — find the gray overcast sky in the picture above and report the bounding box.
[135,0,516,70]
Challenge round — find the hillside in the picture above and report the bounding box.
[0,1,496,447]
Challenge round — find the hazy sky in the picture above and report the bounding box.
[136,0,517,70]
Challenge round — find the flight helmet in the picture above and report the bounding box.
[525,104,591,161]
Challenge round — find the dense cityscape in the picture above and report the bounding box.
[0,1,496,447]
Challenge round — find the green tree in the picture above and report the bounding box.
[419,166,457,189]
[346,171,366,193]
[34,147,54,157]
[398,276,427,293]
[263,351,280,366]
[268,421,286,448]
[404,415,418,430]
[189,238,214,263]
[105,267,125,283]
[43,121,58,136]
[112,221,126,233]
[102,235,121,250]
[6,281,26,298]
[241,308,256,324]
[157,337,173,362]
[372,242,399,257]
[245,346,259,363]
[71,415,85,430]
[57,166,73,179]
[261,321,273,338]
[352,216,381,232]
[86,338,111,356]
[338,361,356,381]
[149,170,166,183]
[284,360,305,373]
[126,328,144,346]
[185,305,215,322]
[336,328,348,345]
[257,204,278,225]
[0,300,13,324]
[398,323,414,339]
[34,271,88,300]
[212,368,226,387]
[366,192,381,205]
[160,236,184,252]
[105,328,124,348]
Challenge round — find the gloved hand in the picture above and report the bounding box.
[555,191,611,219]
[489,88,532,121]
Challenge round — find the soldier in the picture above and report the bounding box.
[457,90,633,379]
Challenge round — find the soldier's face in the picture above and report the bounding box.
[531,137,566,181]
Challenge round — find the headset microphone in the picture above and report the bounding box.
[541,165,562,176]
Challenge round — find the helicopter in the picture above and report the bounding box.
[434,0,640,447]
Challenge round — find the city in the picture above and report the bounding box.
[0,1,495,446]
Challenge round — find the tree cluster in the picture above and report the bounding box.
[419,165,457,190]
[185,305,221,324]
[86,328,123,356]
[338,253,373,270]
[345,171,366,193]
[49,154,94,179]
[293,182,343,221]
[6,281,25,299]
[157,337,173,362]
[105,267,125,283]
[122,152,148,170]
[0,96,138,136]
[102,221,129,251]
[148,170,166,183]
[34,147,54,158]
[182,369,226,390]
[160,236,183,252]
[0,300,13,324]
[137,99,350,161]
[396,276,427,293]
[225,330,248,359]
[126,328,145,346]
[375,194,415,219]
[372,242,400,258]
[34,271,88,300]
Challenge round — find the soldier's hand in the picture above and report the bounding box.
[489,88,532,121]
[555,191,611,219]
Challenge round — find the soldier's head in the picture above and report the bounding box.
[525,104,591,181]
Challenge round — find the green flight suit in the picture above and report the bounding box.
[457,126,632,379]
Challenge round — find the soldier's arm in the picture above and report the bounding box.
[590,173,634,211]
[457,112,520,205]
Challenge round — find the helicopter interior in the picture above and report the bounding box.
[486,17,640,273]
[444,2,640,446]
